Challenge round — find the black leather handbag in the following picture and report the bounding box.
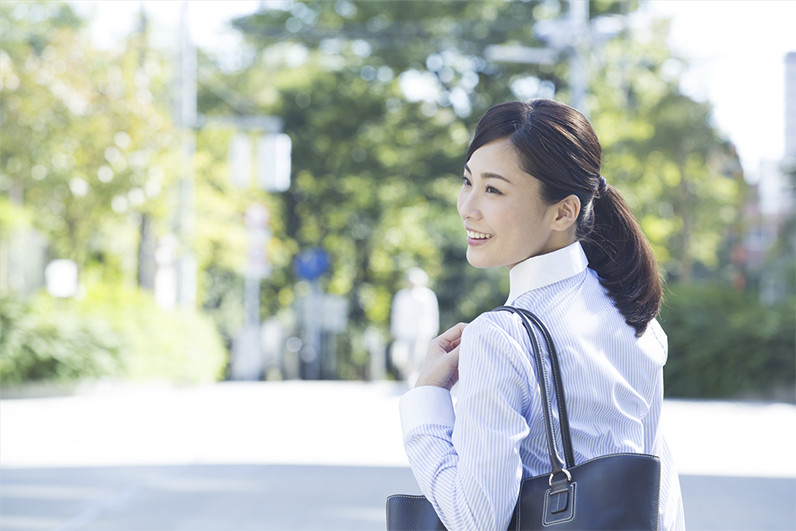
[386,306,661,530]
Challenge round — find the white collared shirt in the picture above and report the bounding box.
[399,242,685,530]
[505,241,589,304]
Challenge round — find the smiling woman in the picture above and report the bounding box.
[463,100,662,336]
[397,99,685,531]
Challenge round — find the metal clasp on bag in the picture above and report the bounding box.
[548,468,572,487]
[545,469,576,524]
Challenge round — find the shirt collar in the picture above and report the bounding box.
[506,242,589,304]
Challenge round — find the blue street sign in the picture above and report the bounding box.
[294,248,330,281]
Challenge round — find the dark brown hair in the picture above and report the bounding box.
[467,99,661,336]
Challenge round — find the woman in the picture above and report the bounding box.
[399,99,685,530]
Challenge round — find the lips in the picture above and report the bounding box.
[465,228,493,246]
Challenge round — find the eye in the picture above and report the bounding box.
[460,175,471,187]
[486,185,502,195]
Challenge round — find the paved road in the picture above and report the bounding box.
[1,381,795,530]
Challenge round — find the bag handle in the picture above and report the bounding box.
[495,306,576,474]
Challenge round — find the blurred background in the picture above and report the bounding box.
[0,1,795,529]
[1,0,793,399]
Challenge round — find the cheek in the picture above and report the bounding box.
[508,203,544,241]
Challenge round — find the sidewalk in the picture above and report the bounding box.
[1,381,795,530]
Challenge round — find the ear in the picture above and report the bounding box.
[550,195,580,232]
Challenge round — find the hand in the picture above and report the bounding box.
[414,323,468,390]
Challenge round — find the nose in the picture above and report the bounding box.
[457,186,481,221]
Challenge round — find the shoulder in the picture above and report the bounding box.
[420,287,438,302]
[457,310,536,392]
[393,289,409,302]
[464,309,523,342]
[641,318,668,362]
[460,310,532,366]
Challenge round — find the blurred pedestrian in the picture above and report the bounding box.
[390,267,439,385]
[399,99,685,530]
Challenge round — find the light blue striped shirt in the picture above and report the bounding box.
[400,242,685,530]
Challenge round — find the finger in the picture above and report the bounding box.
[437,322,468,345]
[435,336,461,356]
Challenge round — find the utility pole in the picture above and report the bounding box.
[137,6,156,292]
[485,0,622,117]
[170,3,291,379]
[176,1,197,308]
[568,0,589,114]
[223,117,289,381]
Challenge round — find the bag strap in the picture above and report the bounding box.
[495,306,576,473]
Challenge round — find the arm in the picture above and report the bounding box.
[400,319,530,530]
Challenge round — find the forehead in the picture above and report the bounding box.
[466,138,526,177]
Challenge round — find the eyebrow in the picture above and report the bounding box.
[463,164,513,184]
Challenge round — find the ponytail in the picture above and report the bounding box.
[581,185,662,337]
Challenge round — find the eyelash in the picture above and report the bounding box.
[460,175,502,195]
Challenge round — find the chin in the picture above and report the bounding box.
[466,249,500,269]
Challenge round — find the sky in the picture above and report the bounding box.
[647,0,796,180]
[70,0,796,180]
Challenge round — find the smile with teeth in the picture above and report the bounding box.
[467,230,493,240]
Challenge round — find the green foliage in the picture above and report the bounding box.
[0,0,180,268]
[1,1,763,387]
[0,287,227,386]
[219,0,554,339]
[659,284,796,401]
[0,295,122,383]
[76,282,228,384]
[0,196,32,232]
[216,0,746,362]
[590,20,743,283]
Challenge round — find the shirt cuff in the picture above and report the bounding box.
[399,385,455,437]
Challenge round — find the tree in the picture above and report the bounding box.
[588,17,744,283]
[0,1,179,284]
[182,0,745,377]
[220,0,741,308]
[219,1,547,335]
[0,2,229,385]
[1,0,750,381]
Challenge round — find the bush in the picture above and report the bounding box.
[659,283,795,401]
[0,296,122,383]
[76,283,228,384]
[0,285,227,386]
